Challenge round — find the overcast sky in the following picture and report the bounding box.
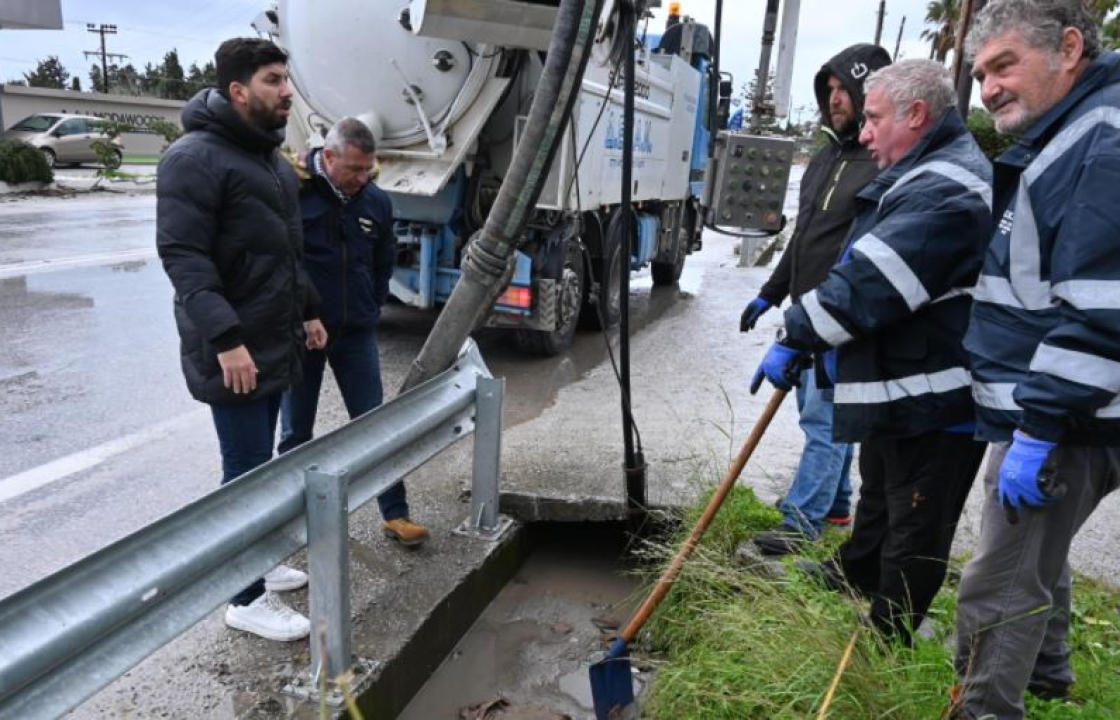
[0,0,947,118]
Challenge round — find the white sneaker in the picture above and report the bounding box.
[224,591,310,641]
[264,564,308,592]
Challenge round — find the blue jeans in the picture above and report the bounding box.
[210,393,282,606]
[778,368,854,539]
[278,327,409,521]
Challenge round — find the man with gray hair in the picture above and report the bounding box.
[279,116,430,547]
[753,59,992,644]
[952,1,1120,717]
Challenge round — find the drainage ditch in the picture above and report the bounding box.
[355,521,645,719]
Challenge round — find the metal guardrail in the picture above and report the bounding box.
[0,340,508,720]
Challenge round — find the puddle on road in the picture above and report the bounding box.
[398,528,642,720]
[380,262,701,429]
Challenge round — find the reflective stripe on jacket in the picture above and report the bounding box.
[784,108,993,442]
[965,51,1120,445]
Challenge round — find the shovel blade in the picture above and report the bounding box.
[589,639,634,720]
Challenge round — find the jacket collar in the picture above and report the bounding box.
[309,148,353,204]
[858,107,967,202]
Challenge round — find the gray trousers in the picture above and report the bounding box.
[955,442,1120,719]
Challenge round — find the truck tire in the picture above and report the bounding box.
[514,237,585,356]
[580,211,625,330]
[651,204,694,286]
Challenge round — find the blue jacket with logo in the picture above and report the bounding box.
[300,149,396,331]
[783,108,993,442]
[966,52,1120,445]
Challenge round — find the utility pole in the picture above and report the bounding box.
[84,23,126,93]
[874,0,886,46]
[893,16,906,60]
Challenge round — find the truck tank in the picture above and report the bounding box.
[257,1,716,354]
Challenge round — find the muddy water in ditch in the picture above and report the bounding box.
[398,529,643,719]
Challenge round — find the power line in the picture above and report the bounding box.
[84,23,128,93]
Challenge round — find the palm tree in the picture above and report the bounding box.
[920,0,960,63]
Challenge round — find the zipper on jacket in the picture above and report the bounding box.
[820,160,849,211]
[265,158,302,382]
[339,210,348,330]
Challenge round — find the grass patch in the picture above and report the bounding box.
[121,155,161,165]
[636,485,1120,719]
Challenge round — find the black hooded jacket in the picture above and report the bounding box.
[156,88,320,405]
[758,44,891,305]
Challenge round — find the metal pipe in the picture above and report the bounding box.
[619,3,645,511]
[707,0,723,156]
[751,0,780,132]
[773,0,800,118]
[0,343,491,715]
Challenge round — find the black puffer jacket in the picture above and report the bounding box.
[157,88,320,405]
[759,43,891,305]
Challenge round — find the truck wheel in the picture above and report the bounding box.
[651,204,694,286]
[580,212,624,330]
[514,238,585,355]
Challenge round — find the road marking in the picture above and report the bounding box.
[0,409,208,505]
[0,247,158,280]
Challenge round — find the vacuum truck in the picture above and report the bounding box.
[253,1,781,354]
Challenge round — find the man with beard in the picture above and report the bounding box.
[753,60,992,645]
[156,37,327,642]
[952,2,1120,717]
[747,44,891,556]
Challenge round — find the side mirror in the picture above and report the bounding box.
[50,129,63,137]
[719,79,733,99]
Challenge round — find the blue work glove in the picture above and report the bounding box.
[999,430,1063,524]
[740,297,772,333]
[750,341,809,394]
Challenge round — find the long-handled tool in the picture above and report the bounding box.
[589,389,789,719]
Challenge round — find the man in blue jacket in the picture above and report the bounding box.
[752,59,992,644]
[279,117,429,547]
[952,2,1120,717]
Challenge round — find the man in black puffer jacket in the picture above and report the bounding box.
[746,44,892,555]
[156,38,326,643]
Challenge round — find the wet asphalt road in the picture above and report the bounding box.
[0,190,716,600]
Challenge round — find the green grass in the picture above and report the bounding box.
[121,155,161,165]
[636,485,1120,719]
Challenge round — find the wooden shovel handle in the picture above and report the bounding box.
[619,389,788,643]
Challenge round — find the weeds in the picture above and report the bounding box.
[638,486,1120,719]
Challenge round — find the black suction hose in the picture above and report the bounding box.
[401,0,603,390]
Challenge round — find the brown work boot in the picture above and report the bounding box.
[382,518,430,547]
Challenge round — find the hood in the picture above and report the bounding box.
[180,88,285,154]
[814,43,892,139]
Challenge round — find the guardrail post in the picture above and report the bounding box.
[304,466,351,685]
[456,376,513,540]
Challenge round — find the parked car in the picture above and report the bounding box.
[1,113,124,169]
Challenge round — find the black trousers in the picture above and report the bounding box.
[838,431,986,644]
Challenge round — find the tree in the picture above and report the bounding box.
[157,49,188,100]
[742,71,779,133]
[921,0,960,63]
[185,61,217,97]
[23,56,69,89]
[114,64,143,95]
[70,76,81,92]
